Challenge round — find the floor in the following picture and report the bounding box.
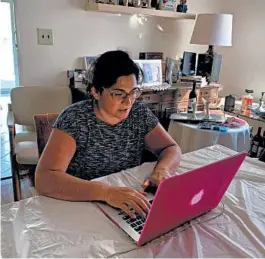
[1,96,33,205]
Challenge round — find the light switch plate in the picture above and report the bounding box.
[37,28,54,45]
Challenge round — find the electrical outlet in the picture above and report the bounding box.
[37,28,54,45]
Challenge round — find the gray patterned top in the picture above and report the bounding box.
[53,98,159,180]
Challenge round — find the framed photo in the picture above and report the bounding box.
[84,56,97,70]
[134,59,163,87]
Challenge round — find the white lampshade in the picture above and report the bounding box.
[191,14,233,47]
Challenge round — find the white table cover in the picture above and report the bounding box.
[1,145,265,258]
[168,120,250,154]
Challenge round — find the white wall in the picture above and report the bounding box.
[14,0,218,86]
[215,0,265,100]
[15,0,265,100]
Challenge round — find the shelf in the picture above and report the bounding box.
[86,3,196,20]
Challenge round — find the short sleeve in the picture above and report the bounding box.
[144,105,159,135]
[53,105,82,142]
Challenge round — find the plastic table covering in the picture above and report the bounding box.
[1,145,265,258]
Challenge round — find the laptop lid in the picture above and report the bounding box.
[138,152,247,246]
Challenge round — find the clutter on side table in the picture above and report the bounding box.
[256,92,265,113]
[221,117,245,128]
[223,90,265,123]
[224,94,236,112]
[197,122,228,132]
[197,116,245,133]
[241,89,254,116]
[250,91,265,119]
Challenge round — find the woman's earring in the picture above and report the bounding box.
[91,87,100,100]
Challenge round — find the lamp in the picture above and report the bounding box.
[190,14,233,83]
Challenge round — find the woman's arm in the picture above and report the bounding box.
[35,128,108,201]
[35,129,150,217]
[143,123,182,186]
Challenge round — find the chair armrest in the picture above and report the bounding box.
[7,110,15,128]
[7,110,16,153]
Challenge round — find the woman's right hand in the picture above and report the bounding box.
[103,186,151,218]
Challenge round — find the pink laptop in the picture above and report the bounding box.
[96,152,247,246]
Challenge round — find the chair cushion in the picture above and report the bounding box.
[15,141,39,165]
[14,131,37,144]
[11,86,72,126]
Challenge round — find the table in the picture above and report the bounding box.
[168,116,250,154]
[1,145,265,258]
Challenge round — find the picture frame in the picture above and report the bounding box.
[165,57,181,84]
[134,59,163,87]
[84,56,98,70]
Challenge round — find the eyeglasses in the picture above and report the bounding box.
[104,87,142,102]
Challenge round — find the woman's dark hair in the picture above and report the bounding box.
[87,50,143,93]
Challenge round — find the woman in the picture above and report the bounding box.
[35,50,181,218]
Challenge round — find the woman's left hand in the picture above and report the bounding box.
[142,170,172,188]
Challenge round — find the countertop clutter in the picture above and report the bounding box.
[67,53,222,131]
[224,90,265,123]
[85,0,196,20]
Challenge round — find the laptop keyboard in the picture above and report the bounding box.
[118,200,153,234]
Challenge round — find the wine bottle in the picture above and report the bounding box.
[188,81,197,114]
[250,127,263,158]
[250,126,254,140]
[248,126,254,156]
[257,130,265,158]
[259,148,265,162]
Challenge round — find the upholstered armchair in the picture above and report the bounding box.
[7,86,72,201]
